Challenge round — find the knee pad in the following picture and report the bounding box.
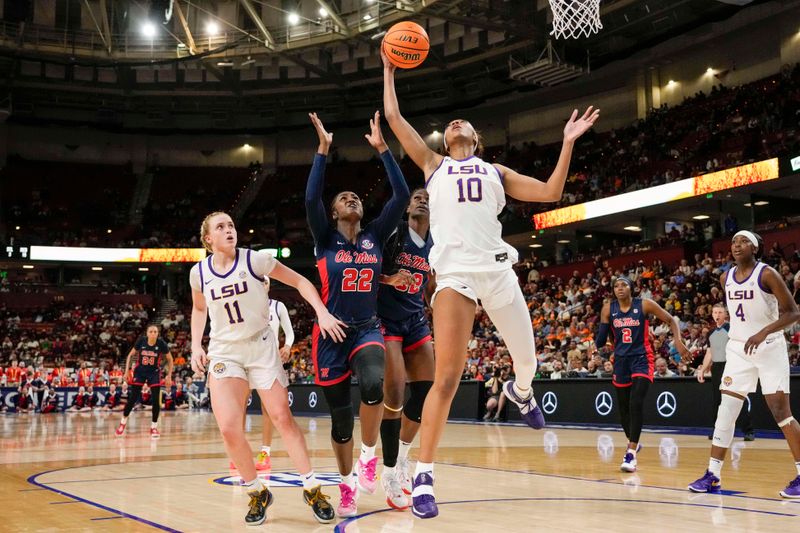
[352,348,385,406]
[713,394,744,449]
[404,381,432,423]
[330,405,354,444]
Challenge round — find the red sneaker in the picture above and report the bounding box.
[150,427,160,439]
[115,422,126,437]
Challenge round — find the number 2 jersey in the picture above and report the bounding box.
[377,226,433,323]
[425,155,518,275]
[610,298,654,358]
[725,261,780,343]
[189,248,276,343]
[305,151,409,324]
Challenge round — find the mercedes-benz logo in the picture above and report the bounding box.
[542,391,558,415]
[595,391,613,416]
[288,391,294,407]
[656,391,677,418]
[246,395,253,407]
[308,391,318,409]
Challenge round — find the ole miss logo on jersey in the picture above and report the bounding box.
[395,252,431,273]
[334,250,378,264]
[613,317,641,328]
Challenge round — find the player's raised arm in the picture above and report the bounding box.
[381,46,442,176]
[364,110,410,243]
[306,112,333,244]
[498,107,600,203]
[744,266,800,354]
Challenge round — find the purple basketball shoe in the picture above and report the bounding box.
[502,380,545,429]
[688,470,722,494]
[411,472,438,519]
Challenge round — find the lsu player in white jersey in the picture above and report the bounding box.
[255,278,297,471]
[689,231,800,498]
[382,47,600,518]
[190,211,345,526]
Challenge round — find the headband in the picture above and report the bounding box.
[615,276,633,288]
[733,230,759,250]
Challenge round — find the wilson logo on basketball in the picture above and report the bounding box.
[390,49,421,62]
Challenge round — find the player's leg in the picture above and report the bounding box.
[710,361,724,439]
[209,373,272,525]
[380,339,409,509]
[484,274,544,429]
[256,401,273,471]
[321,378,358,517]
[116,384,142,436]
[413,287,475,519]
[256,384,334,523]
[397,339,433,495]
[149,384,162,437]
[620,376,650,472]
[351,343,385,496]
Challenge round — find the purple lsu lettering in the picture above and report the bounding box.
[727,289,754,300]
[210,281,248,301]
[447,164,488,175]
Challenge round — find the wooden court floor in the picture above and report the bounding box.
[2,411,799,532]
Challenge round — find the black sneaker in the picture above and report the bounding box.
[744,431,755,441]
[303,485,335,523]
[245,487,274,526]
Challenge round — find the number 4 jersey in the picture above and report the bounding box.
[725,261,780,343]
[190,248,275,343]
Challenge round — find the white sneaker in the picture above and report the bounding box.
[382,470,409,510]
[620,451,637,473]
[396,458,412,496]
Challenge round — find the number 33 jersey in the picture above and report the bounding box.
[190,248,275,344]
[315,224,385,324]
[725,262,780,343]
[425,155,518,276]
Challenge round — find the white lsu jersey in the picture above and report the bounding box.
[425,155,518,275]
[725,262,780,343]
[190,248,276,344]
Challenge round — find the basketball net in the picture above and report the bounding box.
[548,0,603,40]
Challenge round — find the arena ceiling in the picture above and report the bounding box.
[0,0,767,131]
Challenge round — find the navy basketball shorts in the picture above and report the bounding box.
[612,353,654,387]
[380,312,432,354]
[312,317,385,386]
[132,367,162,387]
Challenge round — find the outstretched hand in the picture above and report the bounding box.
[380,42,396,74]
[309,112,333,155]
[364,110,389,153]
[563,106,600,143]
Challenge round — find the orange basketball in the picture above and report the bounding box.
[382,21,430,69]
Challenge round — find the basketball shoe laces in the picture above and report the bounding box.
[247,489,266,516]
[362,457,378,481]
[340,484,356,507]
[787,477,800,489]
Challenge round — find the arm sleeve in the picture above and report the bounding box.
[189,265,201,292]
[305,153,330,247]
[372,150,411,243]
[250,250,277,279]
[595,323,610,350]
[277,302,295,349]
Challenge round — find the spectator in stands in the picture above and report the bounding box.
[550,360,566,380]
[103,383,122,411]
[29,372,47,410]
[655,357,677,378]
[16,384,35,413]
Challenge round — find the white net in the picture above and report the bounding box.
[548,0,603,40]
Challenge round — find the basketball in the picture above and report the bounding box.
[382,21,430,69]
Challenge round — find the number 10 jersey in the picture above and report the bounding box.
[425,155,518,276]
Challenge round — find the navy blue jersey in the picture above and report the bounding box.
[133,337,169,370]
[306,151,410,323]
[377,227,433,322]
[610,298,654,358]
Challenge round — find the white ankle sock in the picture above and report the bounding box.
[398,440,412,460]
[301,471,318,490]
[360,443,376,462]
[261,445,271,455]
[383,465,396,476]
[243,477,265,493]
[151,422,158,429]
[709,458,723,477]
[795,461,800,476]
[414,461,434,478]
[341,472,355,489]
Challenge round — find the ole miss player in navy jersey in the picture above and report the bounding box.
[116,325,174,439]
[376,188,435,509]
[306,111,409,517]
[595,277,690,473]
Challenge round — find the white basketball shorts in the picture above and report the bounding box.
[432,269,520,311]
[208,329,288,390]
[720,336,789,395]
